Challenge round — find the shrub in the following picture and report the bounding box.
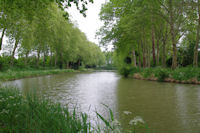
[119,66,133,77]
[172,67,198,81]
[155,69,169,82]
[0,56,11,70]
[142,68,153,78]
[129,67,142,75]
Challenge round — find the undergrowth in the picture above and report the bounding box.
[120,67,200,82]
[0,69,76,81]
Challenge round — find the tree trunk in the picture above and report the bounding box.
[147,45,151,68]
[169,0,177,69]
[59,53,63,69]
[170,25,177,69]
[43,52,46,67]
[66,62,69,69]
[0,28,6,51]
[25,50,29,66]
[50,50,53,66]
[138,42,141,67]
[156,39,160,66]
[142,42,146,68]
[152,27,156,66]
[162,39,166,67]
[194,0,200,67]
[11,38,19,66]
[77,59,81,68]
[54,54,57,67]
[142,29,147,68]
[132,49,137,67]
[37,50,40,67]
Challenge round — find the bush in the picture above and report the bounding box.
[172,67,198,81]
[130,67,142,75]
[142,68,153,78]
[119,66,133,77]
[154,69,169,82]
[0,56,12,70]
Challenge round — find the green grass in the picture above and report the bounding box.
[0,87,93,133]
[123,67,200,83]
[0,87,148,133]
[0,68,76,81]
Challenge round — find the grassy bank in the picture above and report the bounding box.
[0,87,147,133]
[121,67,200,84]
[0,68,77,81]
[0,67,115,81]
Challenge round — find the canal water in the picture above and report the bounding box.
[4,72,200,133]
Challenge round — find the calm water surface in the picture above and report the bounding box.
[4,72,200,133]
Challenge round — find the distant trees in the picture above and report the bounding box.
[0,0,105,70]
[97,0,200,69]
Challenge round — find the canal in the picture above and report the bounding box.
[4,71,200,133]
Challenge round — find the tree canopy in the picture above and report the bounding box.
[0,0,105,70]
[97,0,200,69]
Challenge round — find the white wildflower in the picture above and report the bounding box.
[9,96,14,99]
[112,119,121,127]
[123,111,132,115]
[129,116,144,126]
[1,109,8,114]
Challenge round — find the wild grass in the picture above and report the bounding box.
[0,87,93,133]
[122,67,200,83]
[0,87,148,133]
[0,69,76,81]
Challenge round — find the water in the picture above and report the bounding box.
[4,72,200,133]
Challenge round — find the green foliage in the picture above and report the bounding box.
[0,69,75,81]
[154,68,169,82]
[128,67,200,83]
[142,68,154,78]
[171,67,198,81]
[0,56,11,70]
[0,1,105,70]
[119,66,134,77]
[0,87,92,133]
[131,67,143,75]
[97,0,200,69]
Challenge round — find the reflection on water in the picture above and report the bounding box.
[4,72,200,133]
[4,72,120,120]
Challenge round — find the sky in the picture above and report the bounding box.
[67,0,106,47]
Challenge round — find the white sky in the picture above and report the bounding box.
[67,0,106,46]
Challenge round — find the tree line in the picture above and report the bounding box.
[98,0,200,69]
[0,0,105,70]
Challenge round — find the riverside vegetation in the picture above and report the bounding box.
[97,0,200,84]
[0,68,77,81]
[120,67,200,84]
[0,1,106,71]
[0,87,148,133]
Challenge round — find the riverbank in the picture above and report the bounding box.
[0,87,146,133]
[0,69,78,81]
[0,67,118,81]
[123,67,200,85]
